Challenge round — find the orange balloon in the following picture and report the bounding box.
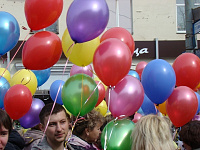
[156,101,167,115]
[195,82,200,91]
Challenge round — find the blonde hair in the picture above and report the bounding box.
[132,114,175,150]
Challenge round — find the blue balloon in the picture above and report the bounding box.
[141,94,157,115]
[0,77,10,108]
[50,80,64,105]
[128,70,140,80]
[141,59,176,104]
[0,11,20,56]
[32,68,51,87]
[195,92,200,114]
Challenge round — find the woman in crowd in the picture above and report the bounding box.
[68,110,104,150]
[132,114,175,150]
[179,120,200,150]
[0,109,12,150]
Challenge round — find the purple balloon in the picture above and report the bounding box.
[19,98,45,129]
[66,0,109,43]
[106,75,144,118]
[192,115,200,121]
[70,64,93,77]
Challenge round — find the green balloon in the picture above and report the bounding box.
[101,119,135,150]
[62,74,99,116]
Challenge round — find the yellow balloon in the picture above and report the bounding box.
[94,76,108,91]
[62,29,100,66]
[10,69,37,95]
[156,101,167,115]
[94,100,108,117]
[0,68,11,82]
[62,105,72,117]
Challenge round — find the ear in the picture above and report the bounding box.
[85,128,90,136]
[39,123,45,132]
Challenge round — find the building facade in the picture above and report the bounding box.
[0,0,199,91]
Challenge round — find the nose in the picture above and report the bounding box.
[56,123,62,132]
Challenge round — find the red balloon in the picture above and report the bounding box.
[100,27,135,56]
[93,38,132,86]
[22,31,62,70]
[132,113,143,123]
[4,84,32,120]
[166,86,198,127]
[25,0,63,30]
[95,81,106,107]
[136,61,147,79]
[173,53,200,90]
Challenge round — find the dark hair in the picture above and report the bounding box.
[39,103,70,125]
[0,109,12,134]
[72,110,104,136]
[179,120,200,149]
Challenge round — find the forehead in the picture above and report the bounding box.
[44,111,68,124]
[0,125,8,131]
[95,122,103,128]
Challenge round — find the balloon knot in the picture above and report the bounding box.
[1,56,7,64]
[109,86,115,90]
[22,26,28,30]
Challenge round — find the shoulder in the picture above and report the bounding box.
[31,137,52,150]
[70,144,87,150]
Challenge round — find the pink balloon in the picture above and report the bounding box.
[132,113,143,123]
[106,75,144,118]
[136,61,147,79]
[70,64,93,77]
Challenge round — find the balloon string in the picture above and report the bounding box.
[173,128,178,141]
[81,73,84,109]
[103,126,108,150]
[104,119,118,150]
[41,42,75,141]
[83,81,101,106]
[107,87,111,111]
[66,42,75,53]
[0,28,30,80]
[66,112,81,142]
[1,56,7,64]
[154,104,158,114]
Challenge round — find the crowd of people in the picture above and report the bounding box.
[0,103,200,150]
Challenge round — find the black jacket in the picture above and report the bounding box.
[5,129,25,150]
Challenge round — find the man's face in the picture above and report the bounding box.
[41,110,69,146]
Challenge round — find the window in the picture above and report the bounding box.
[176,0,200,33]
[106,0,133,34]
[31,20,59,34]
